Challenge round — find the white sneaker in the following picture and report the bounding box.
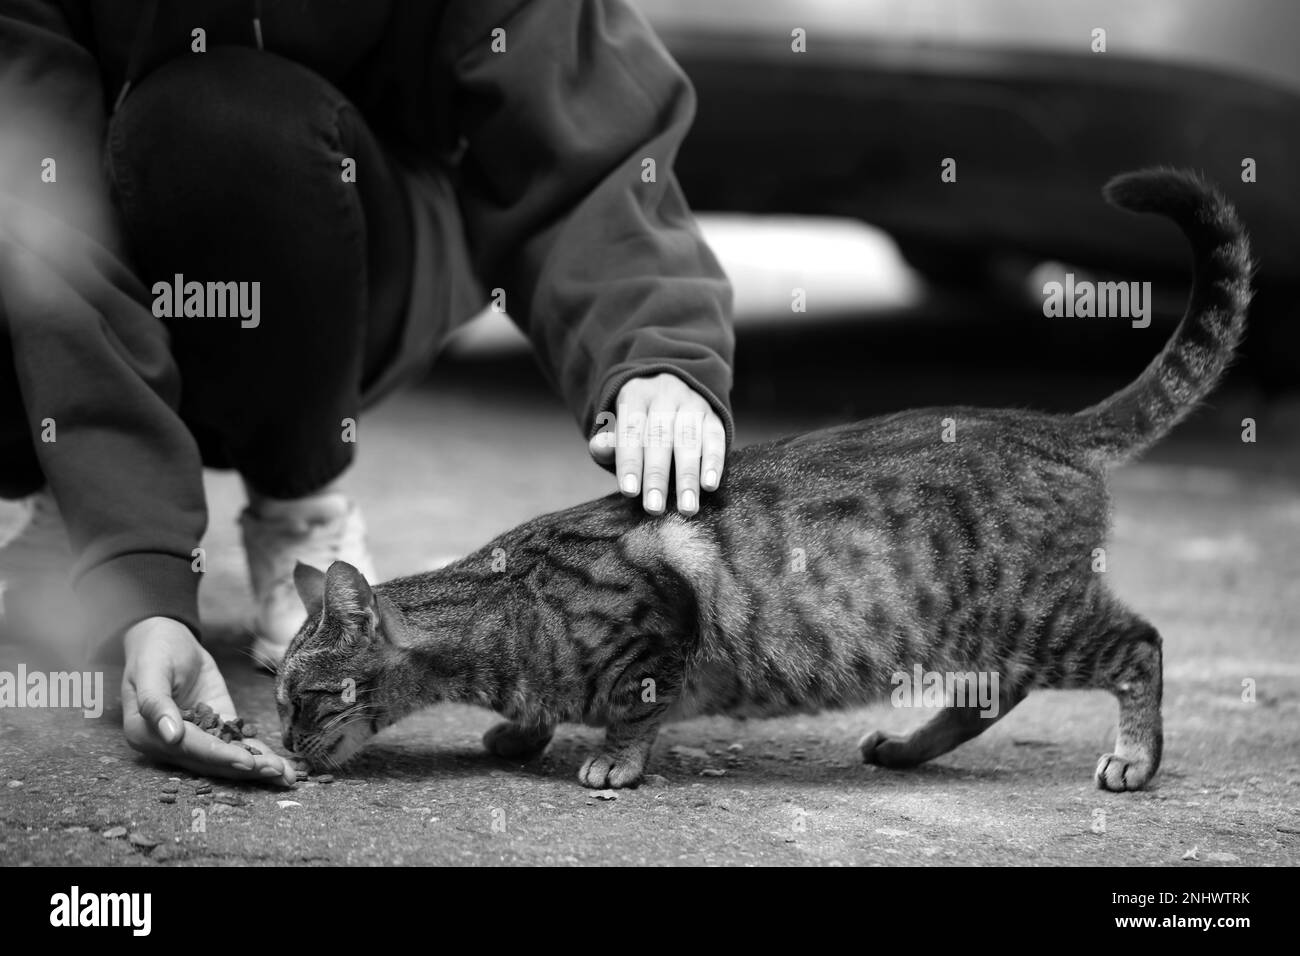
[0,489,83,661]
[241,492,377,669]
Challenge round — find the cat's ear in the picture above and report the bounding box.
[375,594,412,648]
[322,560,379,636]
[293,562,326,621]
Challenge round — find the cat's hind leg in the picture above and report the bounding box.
[483,721,555,761]
[1085,611,1163,792]
[860,685,1025,770]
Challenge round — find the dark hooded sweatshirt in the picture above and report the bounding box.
[0,0,735,641]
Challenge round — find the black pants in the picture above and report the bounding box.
[2,47,415,500]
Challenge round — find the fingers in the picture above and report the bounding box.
[605,374,729,512]
[588,429,616,463]
[123,699,253,773]
[673,407,705,515]
[174,721,258,771]
[156,753,290,787]
[172,727,293,786]
[615,402,646,498]
[123,706,295,786]
[587,410,618,464]
[152,728,294,786]
[241,741,298,787]
[123,646,185,747]
[170,727,294,786]
[700,412,727,492]
[641,401,675,515]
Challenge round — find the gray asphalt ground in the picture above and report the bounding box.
[2,311,1298,866]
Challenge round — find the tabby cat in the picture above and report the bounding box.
[276,169,1252,791]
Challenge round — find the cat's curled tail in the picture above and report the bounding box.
[1076,168,1254,463]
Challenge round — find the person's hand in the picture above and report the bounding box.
[588,373,727,516]
[121,616,295,786]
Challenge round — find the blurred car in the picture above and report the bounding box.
[637,0,1299,388]
[462,0,1294,390]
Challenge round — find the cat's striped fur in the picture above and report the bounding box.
[276,169,1252,791]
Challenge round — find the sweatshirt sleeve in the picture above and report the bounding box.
[0,0,207,641]
[439,0,736,445]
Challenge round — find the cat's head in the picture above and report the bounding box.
[274,560,403,770]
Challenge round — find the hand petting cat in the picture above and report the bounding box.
[588,373,728,516]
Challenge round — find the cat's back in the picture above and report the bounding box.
[496,405,1108,610]
[659,406,1114,715]
[706,406,1106,538]
[722,406,1094,487]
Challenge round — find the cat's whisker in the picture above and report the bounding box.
[320,706,374,735]
[234,643,279,676]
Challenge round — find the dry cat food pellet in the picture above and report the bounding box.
[311,774,334,784]
[181,702,221,732]
[194,783,212,795]
[158,794,176,804]
[179,707,266,755]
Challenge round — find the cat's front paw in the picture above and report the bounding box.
[578,752,646,789]
[483,721,554,761]
[1095,753,1155,792]
[858,730,921,769]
